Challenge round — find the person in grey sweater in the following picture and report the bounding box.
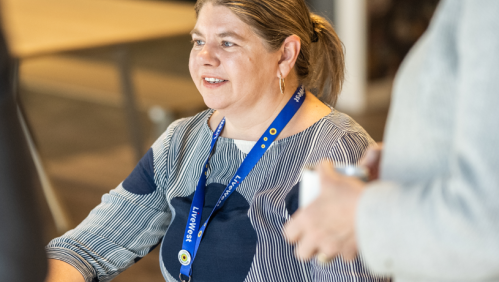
[285,0,499,281]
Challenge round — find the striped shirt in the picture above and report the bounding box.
[47,107,388,282]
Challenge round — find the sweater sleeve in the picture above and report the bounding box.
[356,1,499,280]
[46,120,182,282]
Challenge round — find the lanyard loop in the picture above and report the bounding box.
[179,273,191,282]
[179,86,305,279]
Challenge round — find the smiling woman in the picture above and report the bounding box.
[44,1,387,282]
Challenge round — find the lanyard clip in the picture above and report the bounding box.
[179,273,191,282]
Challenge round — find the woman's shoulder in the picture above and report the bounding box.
[298,108,375,164]
[315,107,375,146]
[152,108,213,151]
[169,108,213,133]
[324,108,369,134]
[292,92,371,141]
[157,108,212,140]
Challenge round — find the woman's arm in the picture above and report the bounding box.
[45,120,181,281]
[46,153,171,281]
[45,259,85,282]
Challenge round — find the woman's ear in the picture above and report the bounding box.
[277,35,301,78]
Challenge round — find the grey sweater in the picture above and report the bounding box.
[357,0,499,281]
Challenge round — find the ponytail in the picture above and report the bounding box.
[306,14,345,105]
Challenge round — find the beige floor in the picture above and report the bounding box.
[20,36,389,282]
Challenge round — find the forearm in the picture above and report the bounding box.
[357,177,499,279]
[45,259,85,282]
[46,185,171,281]
[45,123,176,281]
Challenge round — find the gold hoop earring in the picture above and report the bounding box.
[279,74,285,94]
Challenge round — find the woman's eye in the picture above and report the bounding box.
[222,41,234,47]
[192,40,205,46]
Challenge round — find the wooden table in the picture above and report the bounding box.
[1,0,197,233]
[2,0,196,58]
[2,0,197,158]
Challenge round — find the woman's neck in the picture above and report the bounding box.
[220,88,294,140]
[208,84,331,142]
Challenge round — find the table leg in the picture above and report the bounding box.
[115,45,144,162]
[17,107,71,233]
[13,59,71,234]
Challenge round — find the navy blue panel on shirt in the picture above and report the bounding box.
[162,183,257,282]
[122,148,157,195]
[285,182,300,216]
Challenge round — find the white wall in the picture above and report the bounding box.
[308,0,367,114]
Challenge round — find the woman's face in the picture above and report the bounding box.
[189,3,281,112]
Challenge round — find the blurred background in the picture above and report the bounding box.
[1,0,438,280]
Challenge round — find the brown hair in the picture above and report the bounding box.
[194,0,345,105]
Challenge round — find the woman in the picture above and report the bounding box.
[46,0,387,281]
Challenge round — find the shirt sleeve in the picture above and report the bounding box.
[356,1,499,280]
[46,120,182,282]
[328,130,376,167]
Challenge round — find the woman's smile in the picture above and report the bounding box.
[202,76,229,89]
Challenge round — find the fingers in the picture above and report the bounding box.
[318,160,335,178]
[315,238,341,264]
[286,212,355,262]
[285,160,362,264]
[284,210,305,244]
[284,211,320,260]
[340,236,358,261]
[360,146,381,167]
[319,235,342,259]
[317,235,358,264]
[293,231,355,263]
[291,223,340,261]
[294,232,321,260]
[360,143,383,181]
[318,160,340,188]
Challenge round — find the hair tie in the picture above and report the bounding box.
[311,21,319,43]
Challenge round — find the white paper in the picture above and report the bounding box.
[299,169,321,208]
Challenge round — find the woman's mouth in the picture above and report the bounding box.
[204,77,227,84]
[202,77,228,88]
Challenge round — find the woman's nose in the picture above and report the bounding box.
[198,44,220,67]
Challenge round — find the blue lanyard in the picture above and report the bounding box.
[179,85,305,281]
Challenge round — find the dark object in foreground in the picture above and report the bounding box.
[0,29,47,281]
